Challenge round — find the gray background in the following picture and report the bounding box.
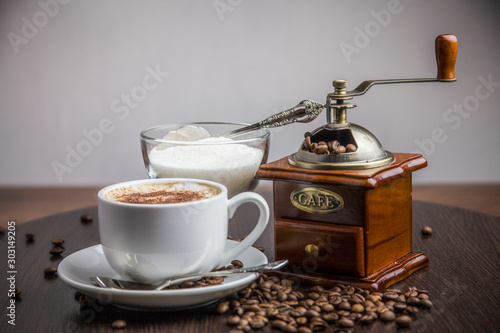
[1,0,499,186]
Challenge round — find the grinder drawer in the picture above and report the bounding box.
[275,219,365,277]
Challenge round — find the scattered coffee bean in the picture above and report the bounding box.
[11,288,22,298]
[406,305,419,316]
[396,314,412,327]
[349,312,362,322]
[272,319,288,330]
[366,294,381,303]
[419,299,433,309]
[407,296,420,306]
[307,292,320,300]
[80,214,93,223]
[421,225,433,236]
[205,276,225,285]
[237,319,250,331]
[283,324,298,332]
[321,303,334,313]
[405,289,419,298]
[338,301,351,311]
[360,314,374,325]
[234,307,244,317]
[217,301,230,314]
[250,318,266,329]
[231,260,244,268]
[418,292,429,299]
[396,294,406,303]
[51,239,65,246]
[394,302,407,312]
[111,319,127,329]
[26,233,35,242]
[43,266,58,276]
[322,312,339,323]
[383,291,399,301]
[297,326,313,333]
[351,303,364,313]
[380,310,396,322]
[181,281,195,289]
[50,246,65,256]
[304,309,320,318]
[310,318,328,330]
[227,315,241,326]
[338,317,354,328]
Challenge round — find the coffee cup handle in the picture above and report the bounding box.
[219,192,269,265]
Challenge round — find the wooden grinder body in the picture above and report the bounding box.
[256,152,429,291]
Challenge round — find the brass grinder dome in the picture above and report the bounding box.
[288,122,394,170]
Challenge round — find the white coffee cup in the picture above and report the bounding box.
[97,178,269,284]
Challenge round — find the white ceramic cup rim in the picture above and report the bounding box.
[98,178,228,207]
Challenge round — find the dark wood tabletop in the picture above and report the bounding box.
[1,189,499,333]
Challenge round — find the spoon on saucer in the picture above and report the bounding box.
[89,259,288,291]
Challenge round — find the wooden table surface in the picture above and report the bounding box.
[0,184,499,227]
[0,186,499,332]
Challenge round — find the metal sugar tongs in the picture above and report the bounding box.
[223,100,325,138]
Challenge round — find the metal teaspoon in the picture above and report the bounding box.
[89,259,288,291]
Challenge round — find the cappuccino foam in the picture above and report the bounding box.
[104,182,221,204]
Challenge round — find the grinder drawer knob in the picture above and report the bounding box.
[305,244,320,258]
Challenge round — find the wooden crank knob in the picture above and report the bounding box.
[436,34,458,81]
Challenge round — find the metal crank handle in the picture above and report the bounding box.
[328,34,458,99]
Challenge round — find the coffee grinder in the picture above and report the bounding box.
[256,34,458,291]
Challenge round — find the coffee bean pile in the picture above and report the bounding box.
[216,274,432,332]
[303,136,357,155]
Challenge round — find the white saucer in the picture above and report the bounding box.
[58,241,267,310]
